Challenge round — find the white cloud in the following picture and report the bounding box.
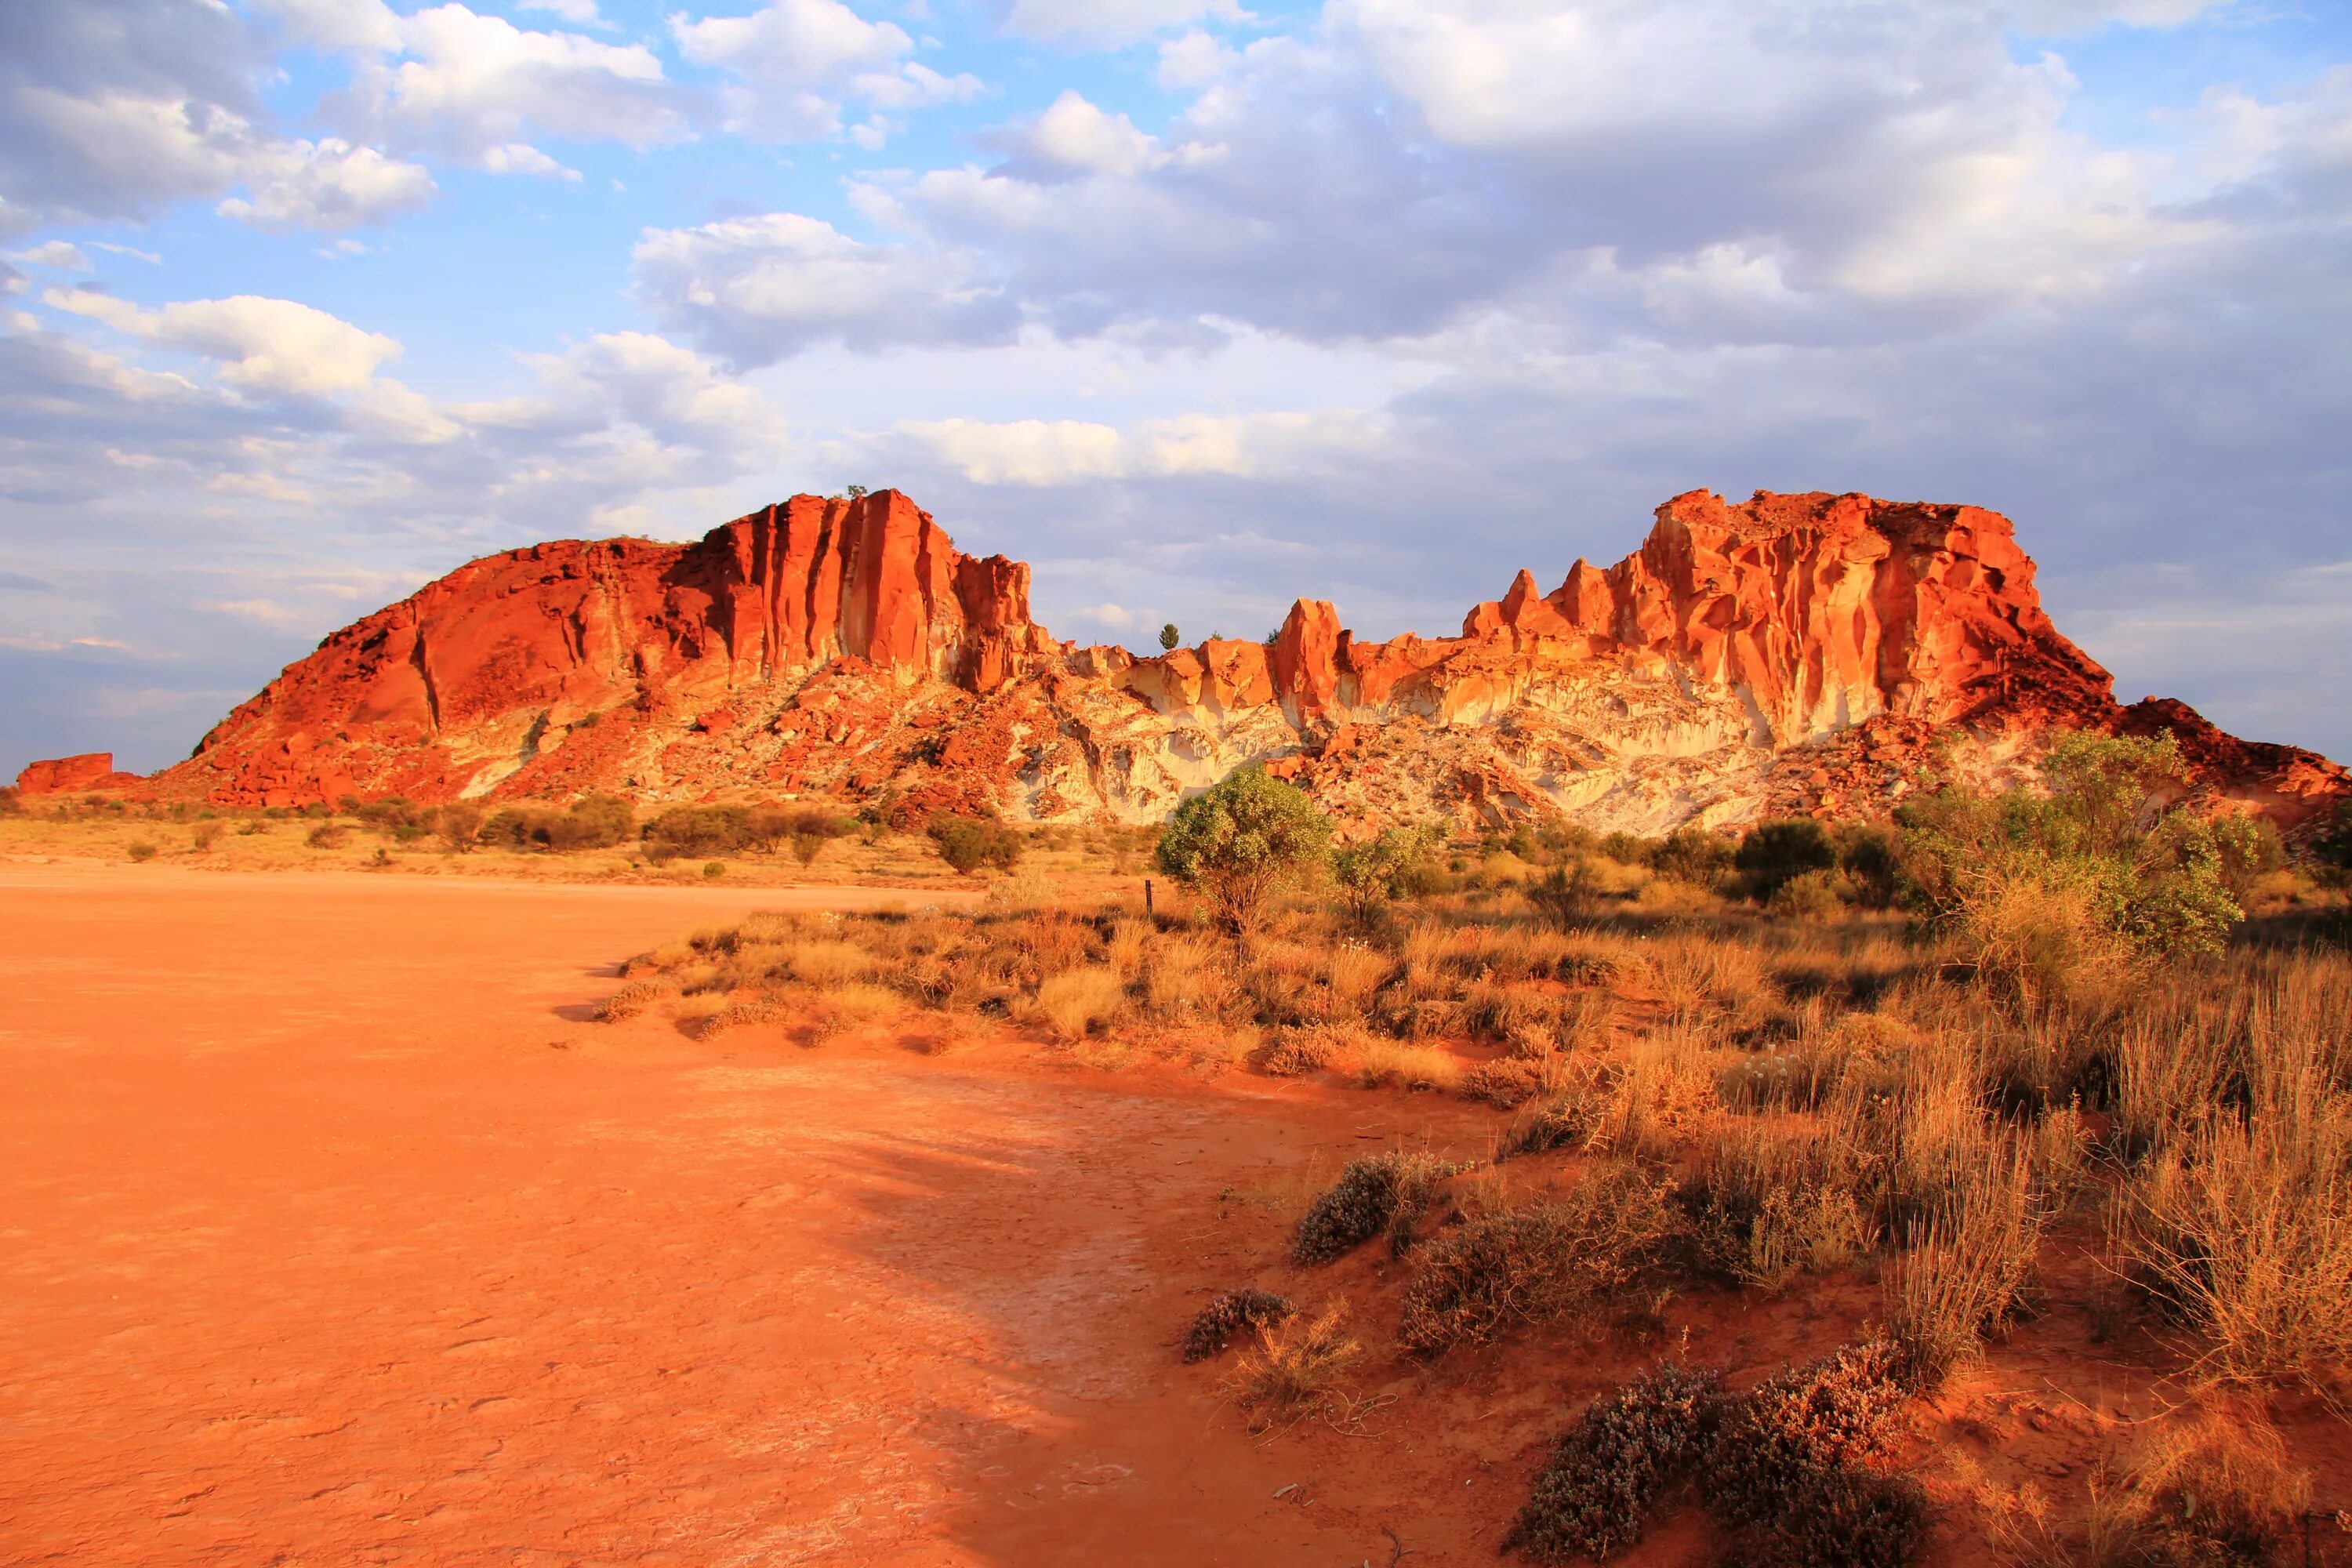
[518,0,604,24]
[996,91,1160,178]
[215,136,437,230]
[0,1,434,235]
[632,212,1018,363]
[255,0,401,54]
[45,289,401,395]
[9,241,90,270]
[1070,601,1135,627]
[332,3,691,165]
[673,0,979,141]
[479,142,579,180]
[90,242,164,264]
[900,408,1385,485]
[1002,0,1250,48]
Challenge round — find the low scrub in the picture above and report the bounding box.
[1506,1361,1722,1563]
[594,978,672,1022]
[1292,1150,1457,1265]
[1887,1154,2042,1390]
[1396,1163,1681,1354]
[1179,1289,1295,1363]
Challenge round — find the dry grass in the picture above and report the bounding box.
[1219,1301,1362,1431]
[594,978,673,1022]
[1032,964,1128,1042]
[1353,1038,1467,1093]
[1886,1149,2042,1389]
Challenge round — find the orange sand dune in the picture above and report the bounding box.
[0,866,1504,1565]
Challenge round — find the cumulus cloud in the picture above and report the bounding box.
[0,0,436,235]
[9,241,91,270]
[45,288,402,395]
[214,137,438,230]
[900,408,1386,484]
[673,0,980,142]
[633,212,1019,363]
[1001,0,1251,48]
[989,91,1162,179]
[332,4,691,170]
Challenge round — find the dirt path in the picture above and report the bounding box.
[0,865,1495,1566]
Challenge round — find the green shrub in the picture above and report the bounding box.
[1526,860,1606,927]
[1331,824,1443,921]
[1291,1150,1454,1265]
[1651,827,1734,887]
[1506,1362,1722,1563]
[1767,867,1847,920]
[1157,768,1332,933]
[702,860,726,880]
[126,840,158,862]
[930,815,1023,874]
[1180,1289,1294,1363]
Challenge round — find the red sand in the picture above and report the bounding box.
[0,865,1499,1565]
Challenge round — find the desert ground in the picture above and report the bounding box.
[2,863,1504,1566]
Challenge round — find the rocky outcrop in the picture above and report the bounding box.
[146,487,2347,833]
[15,753,147,795]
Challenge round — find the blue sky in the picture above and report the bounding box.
[2,0,2349,775]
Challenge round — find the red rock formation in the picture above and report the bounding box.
[143,486,2346,832]
[15,753,146,795]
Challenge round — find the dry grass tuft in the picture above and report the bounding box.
[1887,1151,2042,1390]
[1033,964,1128,1042]
[1219,1301,1362,1431]
[1353,1039,1467,1094]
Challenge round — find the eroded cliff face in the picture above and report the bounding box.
[146,488,2348,833]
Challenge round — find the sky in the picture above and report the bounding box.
[2,0,2348,779]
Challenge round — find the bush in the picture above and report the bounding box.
[1651,828,1734,887]
[1526,860,1607,927]
[1735,818,1838,901]
[930,815,1023,875]
[1396,1163,1681,1354]
[486,796,635,853]
[437,801,483,852]
[127,840,158,862]
[1292,1150,1454,1265]
[0,786,20,815]
[305,823,349,848]
[702,860,725,880]
[190,822,221,853]
[1156,768,1332,934]
[1767,867,1847,920]
[1180,1289,1295,1363]
[595,979,673,1022]
[1713,1342,1907,1514]
[1506,1362,1722,1563]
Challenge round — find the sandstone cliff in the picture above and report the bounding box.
[132,487,2345,834]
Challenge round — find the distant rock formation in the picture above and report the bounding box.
[14,752,147,796]
[140,487,2346,834]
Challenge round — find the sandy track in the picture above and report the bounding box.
[0,866,1490,1566]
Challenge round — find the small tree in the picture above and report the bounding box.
[1159,622,1181,652]
[1156,768,1332,934]
[1331,824,1444,923]
[845,484,869,499]
[1733,818,1837,901]
[929,815,1022,875]
[437,800,484,853]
